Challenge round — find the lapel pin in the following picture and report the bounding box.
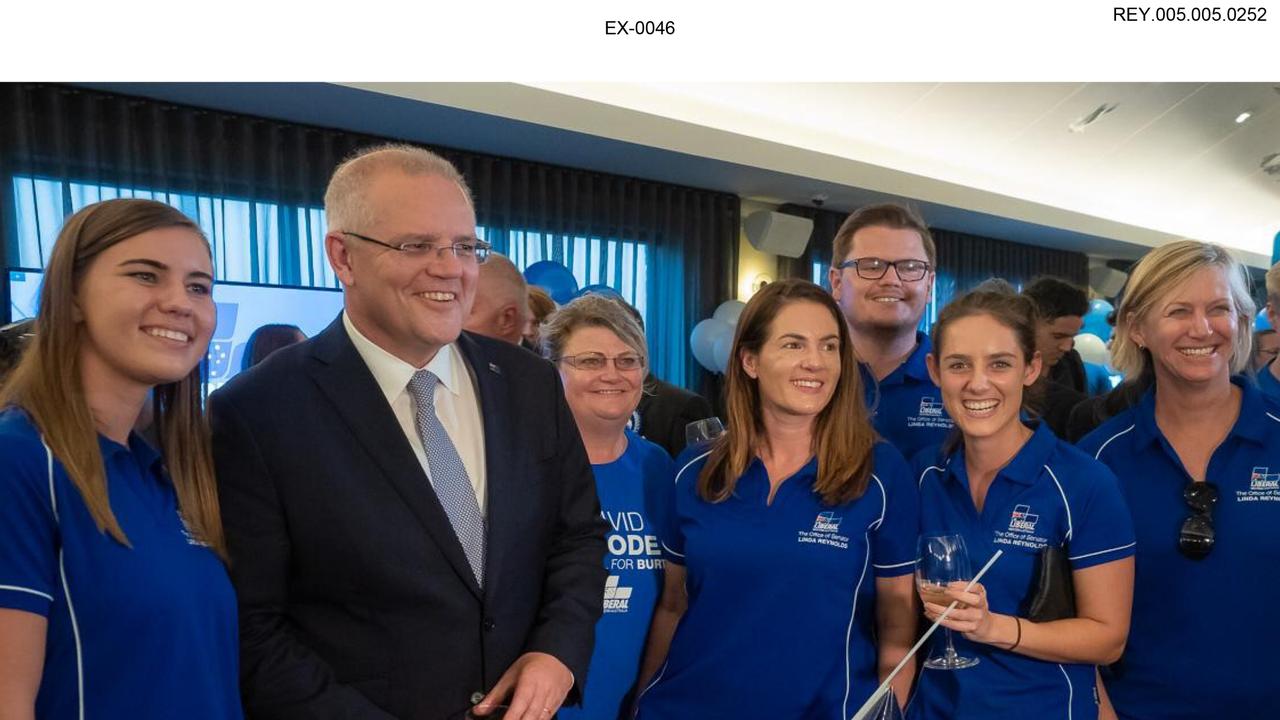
[488,362,502,375]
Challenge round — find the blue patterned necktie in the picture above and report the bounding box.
[407,369,486,587]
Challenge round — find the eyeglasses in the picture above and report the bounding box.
[836,257,931,282]
[556,352,645,372]
[342,231,491,264]
[1178,481,1218,560]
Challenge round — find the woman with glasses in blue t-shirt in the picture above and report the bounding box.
[542,294,674,720]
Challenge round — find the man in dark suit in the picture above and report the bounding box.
[211,144,607,720]
[633,375,714,458]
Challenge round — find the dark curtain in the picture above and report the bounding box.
[932,228,1089,299]
[0,83,738,394]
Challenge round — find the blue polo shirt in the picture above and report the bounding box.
[0,409,242,720]
[636,441,918,720]
[1078,378,1280,720]
[910,424,1134,720]
[1255,360,1280,399]
[861,332,954,459]
[561,431,673,720]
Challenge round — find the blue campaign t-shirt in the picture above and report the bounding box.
[1255,359,1280,399]
[0,409,242,720]
[562,431,673,720]
[1078,378,1280,720]
[909,423,1135,720]
[861,332,954,459]
[636,441,919,720]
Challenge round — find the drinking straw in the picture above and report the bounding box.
[849,549,1004,720]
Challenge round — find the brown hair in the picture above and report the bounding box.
[698,279,875,506]
[540,293,649,368]
[832,203,936,267]
[0,199,227,560]
[931,280,1041,366]
[527,285,557,324]
[930,279,1044,416]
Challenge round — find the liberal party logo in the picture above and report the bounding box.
[812,511,843,533]
[1250,467,1280,491]
[602,575,633,613]
[919,397,945,417]
[1009,504,1040,533]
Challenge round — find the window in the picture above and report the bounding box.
[10,177,652,326]
[10,176,338,289]
[498,228,649,324]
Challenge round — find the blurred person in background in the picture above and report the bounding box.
[466,253,530,346]
[240,323,306,371]
[524,285,557,352]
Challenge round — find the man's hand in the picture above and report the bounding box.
[473,652,574,720]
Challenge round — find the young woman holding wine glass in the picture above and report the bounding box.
[910,285,1135,720]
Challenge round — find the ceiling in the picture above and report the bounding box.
[84,82,1280,268]
[353,82,1280,267]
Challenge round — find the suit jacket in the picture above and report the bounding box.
[210,317,607,720]
[1050,349,1087,394]
[1034,379,1087,440]
[634,375,714,459]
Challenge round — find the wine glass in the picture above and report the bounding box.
[916,533,979,670]
[685,417,725,448]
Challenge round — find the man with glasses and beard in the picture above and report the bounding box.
[829,204,953,459]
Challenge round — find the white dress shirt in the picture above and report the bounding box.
[343,312,488,514]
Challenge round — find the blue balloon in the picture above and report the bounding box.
[1082,298,1114,342]
[1087,298,1114,317]
[712,331,734,374]
[577,284,623,301]
[524,261,579,305]
[1082,317,1112,343]
[1257,308,1273,333]
[712,300,747,326]
[690,318,731,372]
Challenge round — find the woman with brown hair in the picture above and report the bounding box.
[0,199,241,719]
[635,278,919,719]
[910,285,1134,720]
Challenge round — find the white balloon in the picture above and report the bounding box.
[690,319,731,372]
[712,330,735,374]
[712,300,747,326]
[1074,333,1109,367]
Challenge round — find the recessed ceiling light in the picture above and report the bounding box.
[1236,111,1252,124]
